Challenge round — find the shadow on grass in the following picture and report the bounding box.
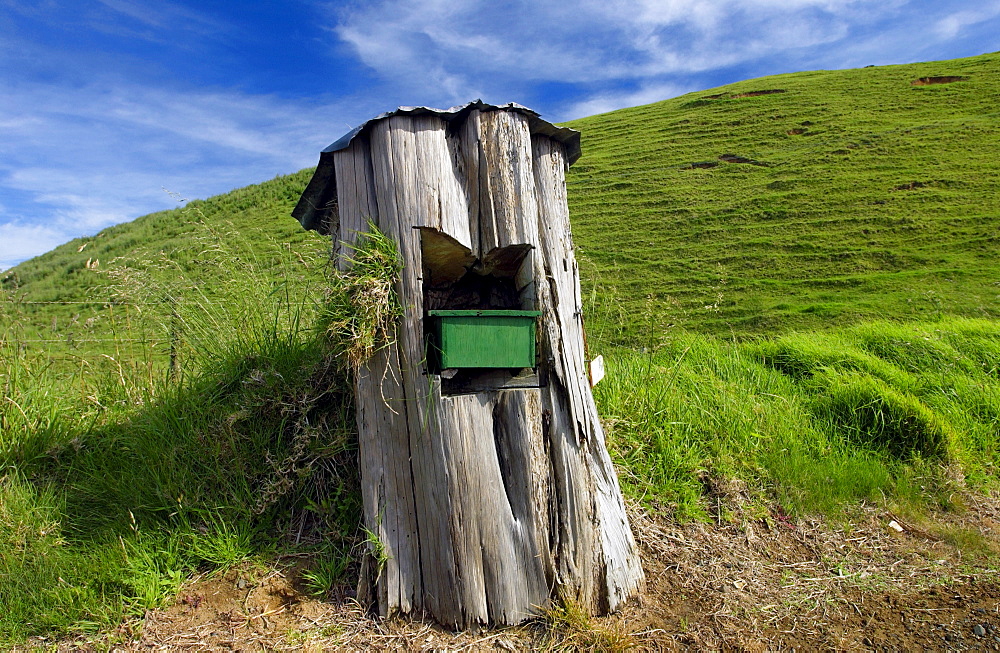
[0,333,362,642]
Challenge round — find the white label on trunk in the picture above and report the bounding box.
[589,354,605,387]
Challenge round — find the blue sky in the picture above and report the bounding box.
[1,0,998,270]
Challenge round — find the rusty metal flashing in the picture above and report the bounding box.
[292,100,581,234]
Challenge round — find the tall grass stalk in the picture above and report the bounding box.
[597,317,1000,520]
[0,222,357,644]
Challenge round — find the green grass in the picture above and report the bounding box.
[0,329,361,643]
[0,243,359,643]
[6,53,1000,355]
[1,170,330,375]
[1,52,999,643]
[567,52,1000,342]
[0,226,410,643]
[597,317,1000,520]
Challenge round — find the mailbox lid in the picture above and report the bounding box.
[428,310,540,369]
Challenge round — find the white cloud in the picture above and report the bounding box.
[935,2,1000,40]
[95,0,222,31]
[0,76,371,268]
[329,0,887,92]
[5,0,232,47]
[562,82,695,120]
[0,222,68,271]
[4,0,997,272]
[328,0,999,123]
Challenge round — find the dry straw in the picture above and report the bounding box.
[321,224,403,373]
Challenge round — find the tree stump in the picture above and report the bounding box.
[293,101,643,628]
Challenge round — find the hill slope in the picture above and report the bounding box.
[2,170,330,372]
[566,52,1000,340]
[4,52,999,351]
[2,54,1000,645]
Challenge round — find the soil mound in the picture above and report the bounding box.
[911,76,968,86]
[732,89,786,98]
[719,154,768,166]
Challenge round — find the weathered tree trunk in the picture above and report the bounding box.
[324,106,643,628]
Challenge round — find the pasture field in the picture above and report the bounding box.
[568,52,1000,340]
[1,52,998,644]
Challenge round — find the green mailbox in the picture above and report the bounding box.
[427,309,541,370]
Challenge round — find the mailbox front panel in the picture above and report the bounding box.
[428,310,540,369]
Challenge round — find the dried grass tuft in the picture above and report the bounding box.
[320,224,403,372]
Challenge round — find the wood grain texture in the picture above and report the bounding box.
[331,108,642,629]
[531,134,645,611]
[331,139,377,269]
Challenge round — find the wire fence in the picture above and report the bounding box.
[7,300,318,306]
[6,338,164,343]
[2,295,322,377]
[5,305,316,344]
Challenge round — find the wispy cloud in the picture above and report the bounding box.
[562,82,697,120]
[95,0,224,31]
[330,0,870,94]
[3,0,998,270]
[935,2,1000,40]
[0,76,369,270]
[0,222,68,271]
[6,0,230,47]
[329,0,992,120]
[0,0,392,270]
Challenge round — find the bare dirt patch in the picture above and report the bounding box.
[893,181,929,191]
[623,497,1000,650]
[912,76,968,86]
[30,491,1000,651]
[700,89,786,101]
[732,89,787,98]
[719,154,768,166]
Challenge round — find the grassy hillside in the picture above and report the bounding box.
[1,53,999,643]
[2,170,329,375]
[5,52,999,355]
[599,317,1000,521]
[4,169,323,302]
[566,52,1000,341]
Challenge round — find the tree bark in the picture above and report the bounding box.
[331,108,643,628]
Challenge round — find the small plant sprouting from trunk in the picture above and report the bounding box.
[320,223,403,372]
[362,522,390,580]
